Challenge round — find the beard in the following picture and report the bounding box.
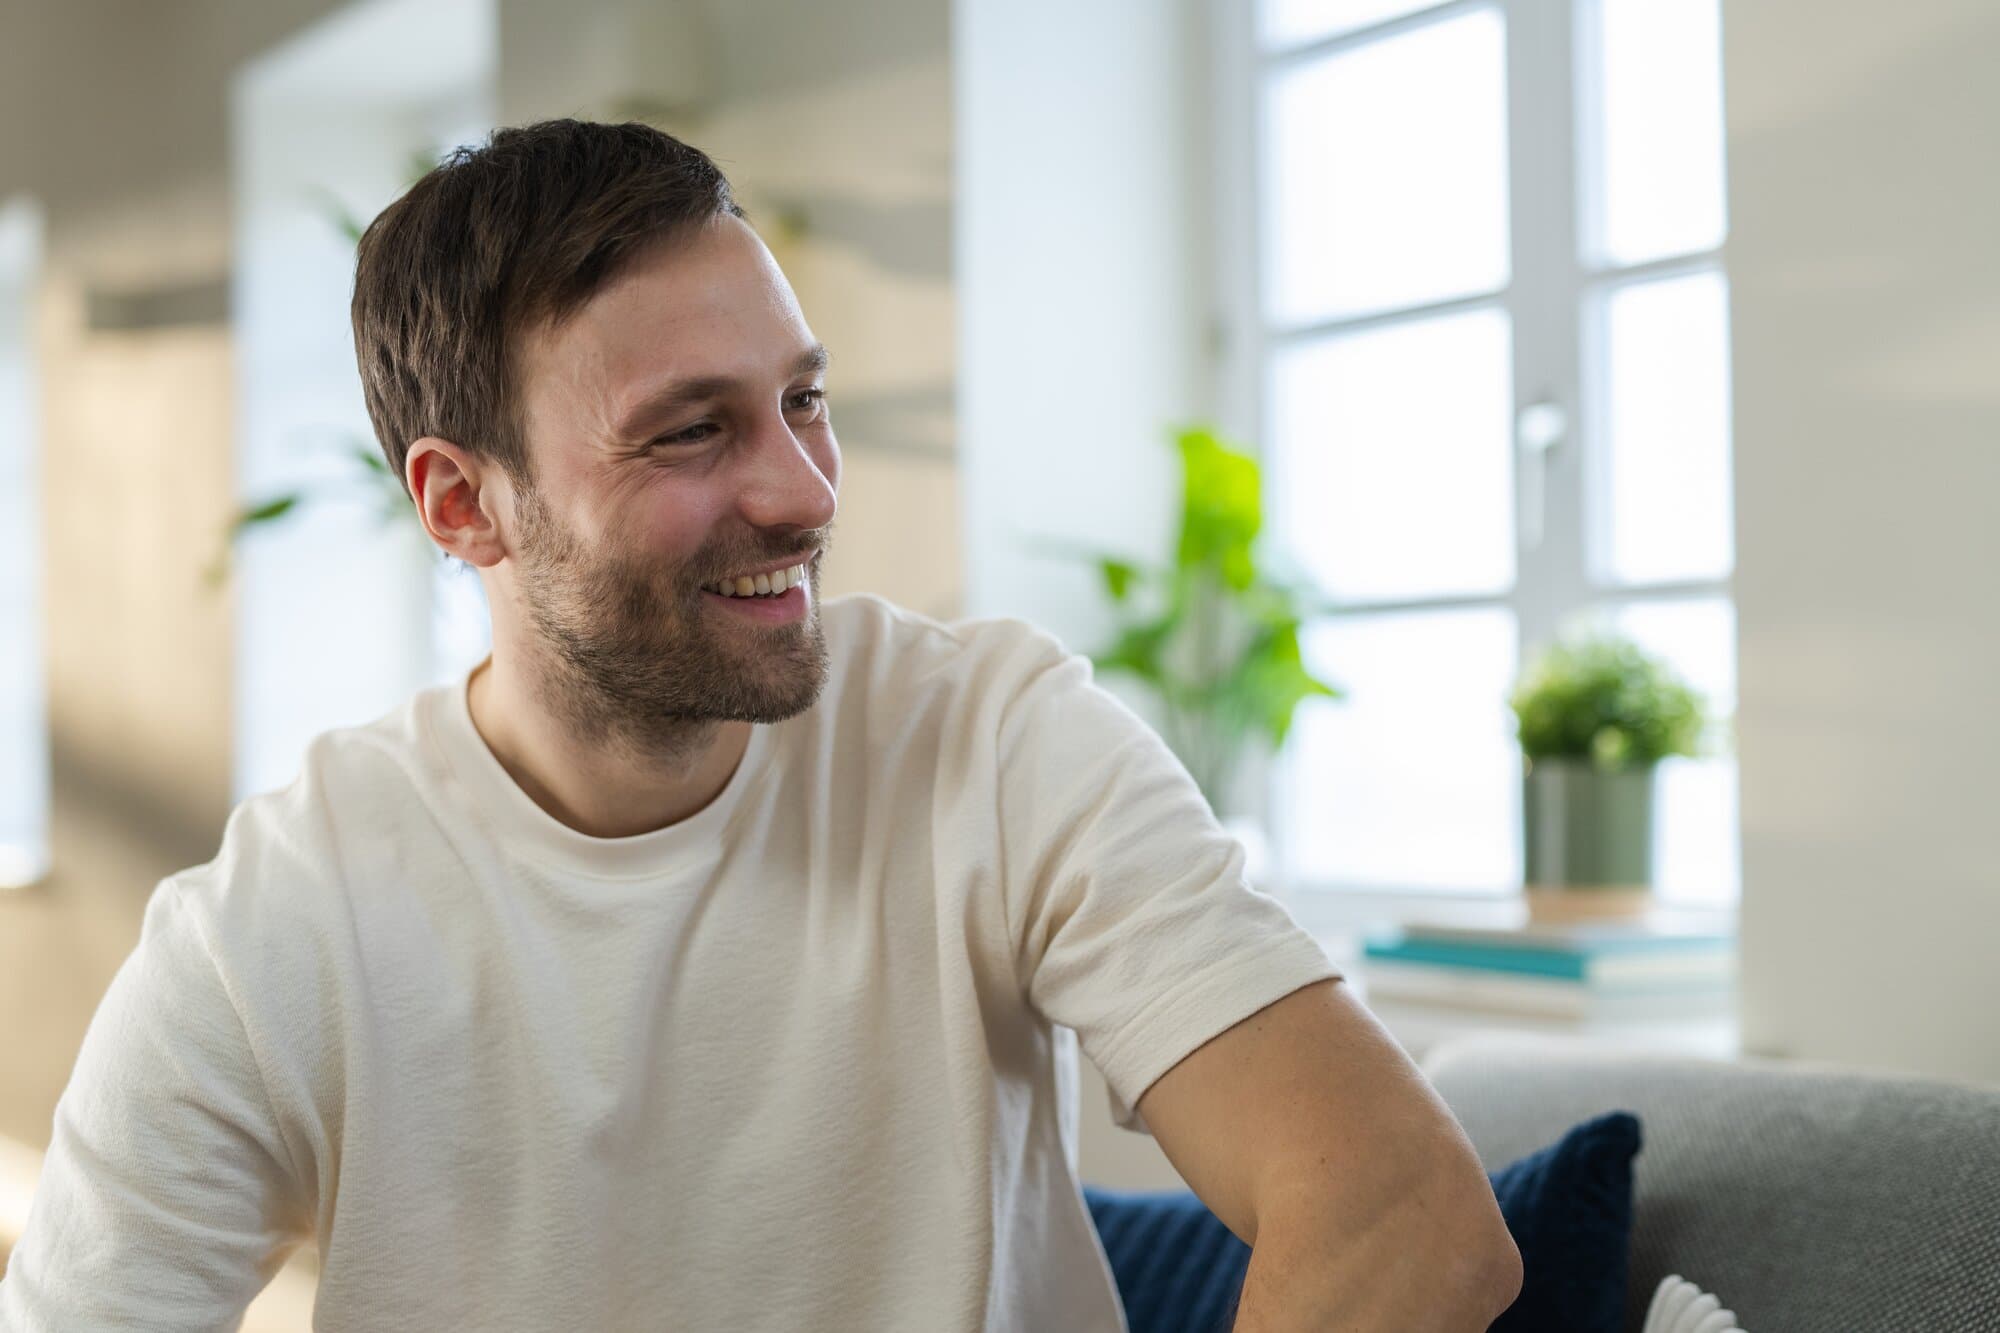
[509,485,832,757]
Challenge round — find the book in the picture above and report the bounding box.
[1399,918,1735,952]
[1356,959,1735,1021]
[1361,933,1736,984]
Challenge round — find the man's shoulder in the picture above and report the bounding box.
[822,591,1079,704]
[170,689,446,951]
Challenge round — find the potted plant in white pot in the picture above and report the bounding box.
[1035,426,1341,882]
[1507,631,1709,920]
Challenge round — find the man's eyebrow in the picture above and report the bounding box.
[614,343,831,438]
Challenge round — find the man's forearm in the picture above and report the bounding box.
[1228,1180,1522,1332]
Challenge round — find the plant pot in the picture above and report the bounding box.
[1522,758,1656,894]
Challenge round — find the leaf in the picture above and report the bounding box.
[1174,426,1263,581]
[1092,615,1177,690]
[1509,632,1709,767]
[406,147,445,186]
[1098,556,1140,602]
[303,186,369,247]
[1033,420,1347,795]
[1202,619,1342,751]
[233,494,300,531]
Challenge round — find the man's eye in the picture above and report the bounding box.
[656,422,718,446]
[786,387,828,415]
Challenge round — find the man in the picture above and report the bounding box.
[0,121,1519,1330]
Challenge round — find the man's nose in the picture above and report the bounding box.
[738,412,837,532]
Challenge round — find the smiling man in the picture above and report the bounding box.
[0,121,1518,1331]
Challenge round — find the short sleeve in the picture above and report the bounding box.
[995,640,1342,1134]
[0,881,310,1331]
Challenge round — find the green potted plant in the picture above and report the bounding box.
[1037,426,1341,849]
[1508,631,1709,911]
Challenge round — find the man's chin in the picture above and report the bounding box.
[717,667,827,724]
[705,630,829,723]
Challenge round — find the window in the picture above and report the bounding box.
[1237,0,1736,905]
[0,198,46,888]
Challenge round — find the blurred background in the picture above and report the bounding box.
[0,0,1996,1318]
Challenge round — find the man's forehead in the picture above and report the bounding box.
[519,224,817,412]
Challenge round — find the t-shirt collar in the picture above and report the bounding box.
[425,657,774,882]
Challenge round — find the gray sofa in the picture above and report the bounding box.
[1420,1033,2000,1333]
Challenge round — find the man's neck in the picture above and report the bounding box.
[465,654,752,839]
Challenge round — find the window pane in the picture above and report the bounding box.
[1261,0,1445,48]
[1593,269,1733,585]
[0,198,45,887]
[1285,607,1520,891]
[1271,307,1515,602]
[1264,9,1510,325]
[1603,597,1739,905]
[1583,0,1727,265]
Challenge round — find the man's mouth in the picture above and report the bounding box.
[699,558,812,600]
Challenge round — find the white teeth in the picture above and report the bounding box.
[706,561,809,598]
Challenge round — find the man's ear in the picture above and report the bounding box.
[406,437,510,569]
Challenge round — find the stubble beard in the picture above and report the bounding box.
[510,486,832,760]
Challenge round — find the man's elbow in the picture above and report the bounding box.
[1451,1188,1524,1325]
[1245,1175,1524,1331]
[1477,1217,1525,1321]
[1395,1159,1523,1326]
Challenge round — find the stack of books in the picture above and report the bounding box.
[1357,916,1736,1021]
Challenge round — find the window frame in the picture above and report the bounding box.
[1214,0,1736,913]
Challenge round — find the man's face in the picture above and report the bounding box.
[504,215,840,748]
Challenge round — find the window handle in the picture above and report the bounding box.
[1516,398,1567,552]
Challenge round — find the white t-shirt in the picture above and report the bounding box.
[0,592,1340,1332]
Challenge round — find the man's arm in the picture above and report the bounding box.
[1133,978,1522,1331]
[0,882,309,1331]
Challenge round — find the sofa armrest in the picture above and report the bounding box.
[1420,1033,2000,1333]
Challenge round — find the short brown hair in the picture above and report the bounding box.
[351,119,746,491]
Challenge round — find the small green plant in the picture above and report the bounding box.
[1037,425,1340,813]
[203,441,410,589]
[206,153,442,589]
[1509,633,1708,772]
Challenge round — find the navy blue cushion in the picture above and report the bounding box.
[1083,1186,1252,1333]
[1083,1110,1641,1333]
[1487,1110,1642,1332]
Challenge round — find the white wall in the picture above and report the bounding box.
[955,0,1213,652]
[956,0,1218,1190]
[232,0,498,800]
[1727,0,2000,1080]
[499,0,961,621]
